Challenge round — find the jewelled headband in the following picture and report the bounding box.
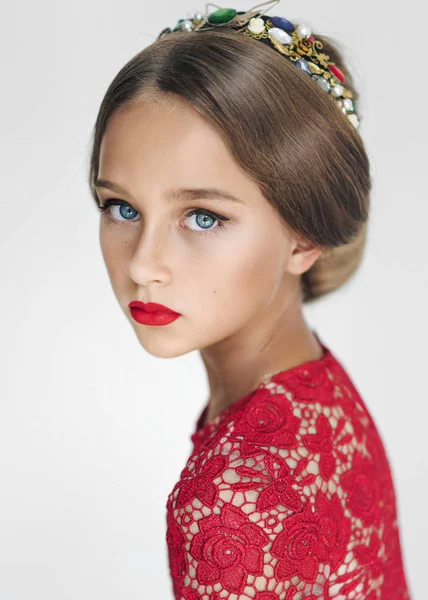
[157,0,360,130]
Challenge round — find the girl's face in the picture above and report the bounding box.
[97,98,320,359]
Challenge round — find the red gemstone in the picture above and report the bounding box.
[308,36,315,42]
[329,64,345,83]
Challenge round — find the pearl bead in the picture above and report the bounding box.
[343,98,354,112]
[180,19,194,31]
[296,24,311,38]
[348,114,360,128]
[193,11,204,23]
[331,84,344,98]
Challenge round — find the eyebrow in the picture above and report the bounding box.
[94,178,245,205]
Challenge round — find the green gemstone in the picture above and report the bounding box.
[207,8,237,25]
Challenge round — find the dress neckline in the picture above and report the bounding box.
[193,330,332,439]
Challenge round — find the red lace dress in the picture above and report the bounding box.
[165,335,411,599]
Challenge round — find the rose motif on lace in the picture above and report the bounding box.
[302,413,353,480]
[230,389,301,449]
[340,450,381,525]
[271,491,351,583]
[176,455,227,508]
[230,452,313,512]
[189,503,270,593]
[271,362,335,403]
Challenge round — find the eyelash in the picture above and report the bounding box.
[97,199,228,236]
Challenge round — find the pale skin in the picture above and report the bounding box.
[96,95,324,426]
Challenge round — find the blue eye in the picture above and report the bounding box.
[97,200,229,236]
[185,208,227,235]
[98,201,139,222]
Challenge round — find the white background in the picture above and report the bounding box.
[1,0,427,598]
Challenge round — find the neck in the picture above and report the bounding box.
[199,293,323,424]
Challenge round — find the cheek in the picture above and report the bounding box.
[186,231,285,317]
[229,238,283,301]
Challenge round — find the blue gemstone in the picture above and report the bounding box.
[295,58,312,76]
[271,16,295,33]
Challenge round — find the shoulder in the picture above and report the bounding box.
[167,357,405,598]
[227,358,356,459]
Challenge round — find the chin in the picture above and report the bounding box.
[132,330,196,359]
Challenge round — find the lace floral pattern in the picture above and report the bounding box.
[166,339,411,599]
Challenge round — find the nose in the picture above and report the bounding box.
[126,224,172,286]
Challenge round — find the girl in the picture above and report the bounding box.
[88,1,411,598]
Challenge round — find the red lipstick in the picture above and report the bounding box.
[128,301,181,326]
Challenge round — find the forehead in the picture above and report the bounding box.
[98,99,257,197]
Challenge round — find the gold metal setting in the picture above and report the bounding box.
[163,0,359,127]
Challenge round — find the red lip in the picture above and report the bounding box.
[128,301,181,326]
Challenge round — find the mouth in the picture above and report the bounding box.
[128,301,181,327]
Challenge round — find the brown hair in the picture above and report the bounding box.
[88,27,372,303]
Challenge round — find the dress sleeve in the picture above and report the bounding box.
[172,387,369,600]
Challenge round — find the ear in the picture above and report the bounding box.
[287,234,323,276]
